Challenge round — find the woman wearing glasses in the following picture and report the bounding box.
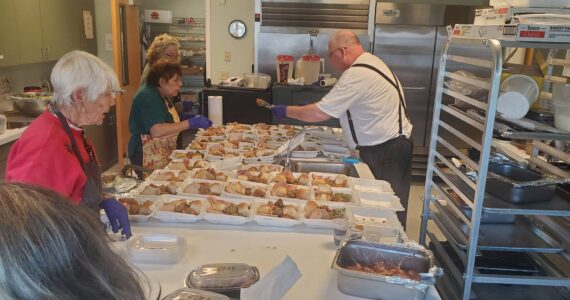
[5,50,131,239]
[140,33,181,86]
[128,59,211,170]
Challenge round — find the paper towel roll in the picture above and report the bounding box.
[208,96,223,126]
[319,78,337,87]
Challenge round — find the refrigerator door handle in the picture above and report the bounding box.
[403,86,426,91]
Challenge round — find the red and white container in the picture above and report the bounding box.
[275,55,294,84]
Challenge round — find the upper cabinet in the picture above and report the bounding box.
[0,0,21,67]
[2,0,97,67]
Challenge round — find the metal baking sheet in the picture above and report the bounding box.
[431,201,564,253]
[438,168,570,217]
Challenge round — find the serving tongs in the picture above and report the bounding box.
[255,98,274,109]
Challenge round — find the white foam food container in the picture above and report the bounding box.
[362,225,408,244]
[127,234,186,264]
[203,196,253,225]
[267,182,314,203]
[169,149,205,160]
[309,130,340,140]
[267,171,312,186]
[165,158,211,171]
[310,172,351,188]
[147,169,191,182]
[189,168,232,182]
[240,163,283,173]
[153,195,205,223]
[313,186,355,206]
[291,142,320,158]
[234,170,271,184]
[357,191,404,211]
[238,142,256,151]
[222,179,269,201]
[349,206,402,229]
[186,141,209,151]
[194,134,225,143]
[197,126,226,136]
[251,199,302,227]
[177,178,226,198]
[352,178,394,194]
[117,196,156,222]
[131,181,180,201]
[302,201,348,229]
[241,151,278,164]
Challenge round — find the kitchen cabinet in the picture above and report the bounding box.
[13,0,96,65]
[0,0,21,66]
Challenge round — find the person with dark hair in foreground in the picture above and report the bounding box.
[0,183,151,300]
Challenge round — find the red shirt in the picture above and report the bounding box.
[6,111,96,204]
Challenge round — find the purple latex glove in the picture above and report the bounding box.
[101,198,132,238]
[188,115,212,129]
[271,105,288,119]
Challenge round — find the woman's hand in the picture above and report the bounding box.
[101,198,132,238]
[188,115,212,129]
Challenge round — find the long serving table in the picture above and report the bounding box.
[111,160,440,299]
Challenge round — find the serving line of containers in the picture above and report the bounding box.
[106,123,443,299]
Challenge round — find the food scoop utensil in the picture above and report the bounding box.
[256,98,273,109]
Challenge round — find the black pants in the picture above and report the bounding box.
[358,136,413,229]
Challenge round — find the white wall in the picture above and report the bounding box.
[94,0,114,68]
[0,62,55,92]
[208,0,255,82]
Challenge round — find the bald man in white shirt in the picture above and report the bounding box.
[272,30,413,228]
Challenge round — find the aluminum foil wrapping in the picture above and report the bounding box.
[487,172,570,188]
[102,174,140,197]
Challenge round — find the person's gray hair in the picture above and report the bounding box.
[0,183,150,300]
[50,50,120,107]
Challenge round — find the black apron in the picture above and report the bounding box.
[53,111,104,210]
[346,63,410,147]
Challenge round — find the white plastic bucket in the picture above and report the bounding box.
[295,54,321,85]
[497,74,539,119]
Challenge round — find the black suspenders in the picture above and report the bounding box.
[346,63,409,146]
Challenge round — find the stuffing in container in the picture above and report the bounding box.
[186,263,260,298]
[161,288,229,300]
[332,240,442,300]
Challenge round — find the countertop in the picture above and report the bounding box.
[123,222,441,300]
[111,159,440,300]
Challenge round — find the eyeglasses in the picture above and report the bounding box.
[107,89,126,97]
[165,52,181,59]
[328,47,345,58]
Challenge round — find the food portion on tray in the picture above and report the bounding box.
[304,201,345,220]
[119,198,154,216]
[224,180,267,198]
[311,173,350,188]
[269,170,310,186]
[179,180,225,196]
[313,184,352,203]
[191,168,229,182]
[138,182,180,196]
[205,196,251,217]
[158,198,203,215]
[256,199,299,219]
[269,182,312,201]
[235,170,271,184]
[167,159,210,171]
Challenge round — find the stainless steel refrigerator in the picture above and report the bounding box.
[372,2,482,154]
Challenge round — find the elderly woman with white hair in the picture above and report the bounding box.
[5,50,131,238]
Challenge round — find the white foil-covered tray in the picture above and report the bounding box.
[348,206,402,229]
[356,191,404,211]
[352,178,394,194]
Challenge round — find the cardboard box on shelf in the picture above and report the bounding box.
[516,24,570,42]
[452,24,517,40]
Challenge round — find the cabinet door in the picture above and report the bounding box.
[14,0,43,64]
[39,0,83,60]
[0,0,20,66]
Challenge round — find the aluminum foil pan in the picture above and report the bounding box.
[487,163,570,188]
[102,174,140,197]
[332,240,442,300]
